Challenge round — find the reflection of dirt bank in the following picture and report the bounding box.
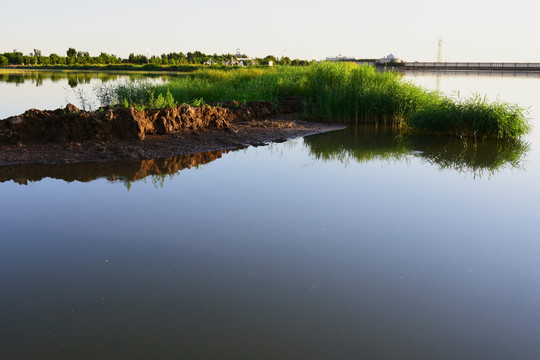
[0,150,227,185]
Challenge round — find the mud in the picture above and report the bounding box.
[0,101,280,143]
[0,115,344,166]
[0,97,342,166]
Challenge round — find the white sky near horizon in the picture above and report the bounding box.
[1,0,539,62]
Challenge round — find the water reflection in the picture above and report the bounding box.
[0,71,172,88]
[0,150,227,187]
[1,127,529,187]
[304,125,529,176]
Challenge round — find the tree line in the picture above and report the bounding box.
[0,48,312,67]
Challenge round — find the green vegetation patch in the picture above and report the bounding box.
[101,63,530,138]
[408,95,530,138]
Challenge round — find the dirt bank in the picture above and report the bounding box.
[0,101,282,142]
[0,100,343,165]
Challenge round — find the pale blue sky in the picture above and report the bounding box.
[2,0,539,61]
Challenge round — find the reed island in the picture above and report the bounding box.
[0,63,530,165]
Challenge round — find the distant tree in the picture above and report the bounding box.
[138,55,148,64]
[175,52,187,64]
[23,55,37,65]
[265,55,278,63]
[36,55,50,65]
[49,53,63,64]
[255,55,277,66]
[1,48,309,67]
[0,55,8,66]
[279,56,291,66]
[291,58,309,66]
[98,52,112,64]
[66,47,77,58]
[127,53,148,64]
[3,51,24,65]
[150,56,161,65]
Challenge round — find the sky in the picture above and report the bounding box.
[2,0,540,62]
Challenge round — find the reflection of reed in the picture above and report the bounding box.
[0,150,227,186]
[303,125,529,176]
[304,124,408,164]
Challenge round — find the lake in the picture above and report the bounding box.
[1,70,539,359]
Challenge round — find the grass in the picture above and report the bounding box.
[100,62,530,138]
[407,95,530,138]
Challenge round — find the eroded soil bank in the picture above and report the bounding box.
[0,99,343,165]
[0,101,283,142]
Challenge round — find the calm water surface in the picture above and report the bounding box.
[1,71,539,359]
[0,70,169,115]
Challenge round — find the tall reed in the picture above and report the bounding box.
[102,63,530,138]
[407,94,530,138]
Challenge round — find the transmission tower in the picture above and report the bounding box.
[437,38,443,62]
[436,38,443,92]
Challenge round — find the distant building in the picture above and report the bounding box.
[378,54,403,64]
[326,54,356,62]
[222,53,257,66]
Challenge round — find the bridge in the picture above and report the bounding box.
[400,62,540,71]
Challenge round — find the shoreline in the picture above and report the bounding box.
[0,116,344,166]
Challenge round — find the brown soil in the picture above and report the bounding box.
[0,101,280,143]
[0,98,343,166]
[0,113,343,166]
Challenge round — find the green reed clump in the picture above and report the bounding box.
[102,62,530,138]
[147,66,308,104]
[407,95,530,138]
[111,80,155,107]
[149,89,177,109]
[302,62,437,124]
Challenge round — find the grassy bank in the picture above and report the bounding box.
[101,63,530,138]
